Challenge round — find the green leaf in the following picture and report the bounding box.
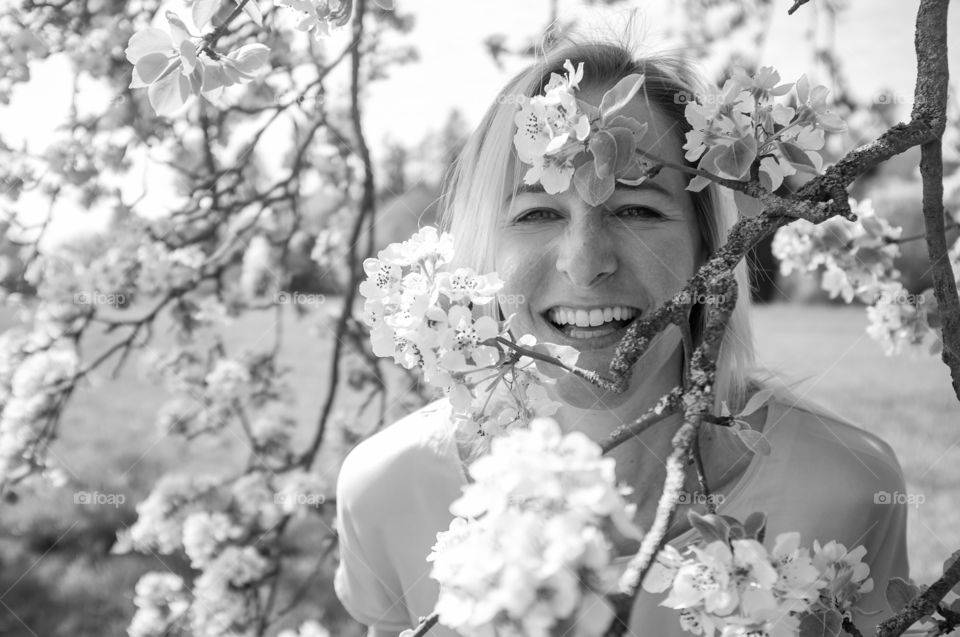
[589,130,618,178]
[605,115,648,140]
[192,0,220,29]
[573,160,615,206]
[685,175,711,192]
[744,511,767,541]
[733,190,761,218]
[712,134,757,180]
[135,52,174,85]
[885,577,920,613]
[799,609,842,637]
[687,511,730,544]
[720,515,745,539]
[740,388,776,417]
[599,73,645,121]
[606,126,637,175]
[576,98,600,121]
[778,141,819,174]
[735,427,772,456]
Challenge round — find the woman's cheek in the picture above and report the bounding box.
[494,244,540,326]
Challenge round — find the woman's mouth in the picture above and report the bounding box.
[541,305,642,349]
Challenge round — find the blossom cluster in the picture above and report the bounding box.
[512,60,652,204]
[772,197,951,356]
[510,62,846,204]
[0,331,79,487]
[642,516,873,637]
[426,417,645,637]
[358,226,578,438]
[124,1,351,116]
[683,69,845,194]
[118,467,329,636]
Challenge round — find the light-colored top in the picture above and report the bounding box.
[334,395,910,636]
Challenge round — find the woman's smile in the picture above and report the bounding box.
[537,303,644,350]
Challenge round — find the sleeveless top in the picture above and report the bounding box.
[333,396,910,636]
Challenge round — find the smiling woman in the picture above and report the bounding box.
[333,38,910,637]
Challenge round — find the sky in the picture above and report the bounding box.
[2,0,959,246]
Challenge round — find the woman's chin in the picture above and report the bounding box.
[553,369,634,410]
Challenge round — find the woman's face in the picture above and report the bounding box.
[494,84,707,407]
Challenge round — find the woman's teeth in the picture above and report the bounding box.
[546,306,638,339]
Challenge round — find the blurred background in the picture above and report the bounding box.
[1,0,960,635]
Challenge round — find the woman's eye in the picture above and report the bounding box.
[514,208,559,223]
[615,206,663,220]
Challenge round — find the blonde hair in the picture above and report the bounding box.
[436,39,811,464]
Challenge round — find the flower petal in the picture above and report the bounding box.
[125,27,172,63]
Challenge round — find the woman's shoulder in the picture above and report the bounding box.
[336,397,461,513]
[766,393,905,493]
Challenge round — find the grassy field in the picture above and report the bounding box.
[0,299,957,635]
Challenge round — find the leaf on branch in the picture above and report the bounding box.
[799,608,842,637]
[712,134,757,180]
[735,427,771,456]
[885,577,921,613]
[688,511,731,544]
[739,387,776,417]
[606,126,636,175]
[734,190,762,218]
[743,511,766,541]
[599,73,645,121]
[778,141,819,174]
[686,174,712,192]
[588,130,618,179]
[192,0,220,29]
[573,160,615,206]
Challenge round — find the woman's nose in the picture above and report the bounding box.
[555,214,617,287]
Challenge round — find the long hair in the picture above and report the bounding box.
[436,39,812,464]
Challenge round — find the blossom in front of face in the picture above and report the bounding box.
[378,225,455,268]
[436,268,504,304]
[513,60,591,194]
[427,418,638,637]
[439,305,501,370]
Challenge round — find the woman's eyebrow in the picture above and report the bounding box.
[506,180,674,202]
